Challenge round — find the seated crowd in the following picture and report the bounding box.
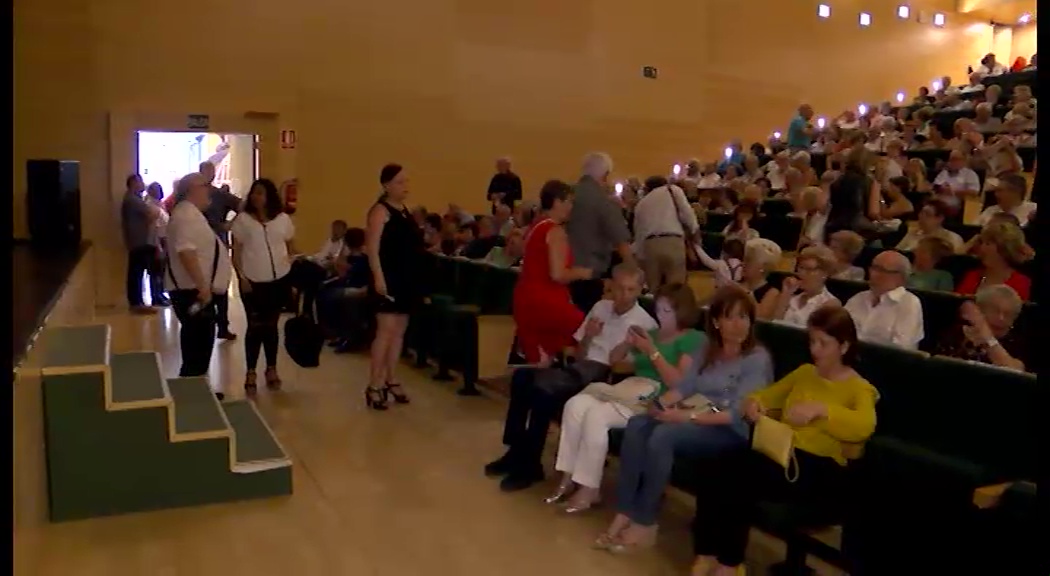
[296,56,1036,574]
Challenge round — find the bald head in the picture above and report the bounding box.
[199,162,216,183]
[869,250,911,294]
[176,172,211,209]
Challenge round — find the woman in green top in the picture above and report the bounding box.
[548,283,705,513]
[906,236,955,292]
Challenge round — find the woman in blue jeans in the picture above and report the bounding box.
[596,285,774,553]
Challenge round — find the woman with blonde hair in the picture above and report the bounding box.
[741,238,782,319]
[827,230,866,281]
[956,221,1032,300]
[772,244,841,327]
[905,158,933,194]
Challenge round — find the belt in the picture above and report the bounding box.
[645,233,683,240]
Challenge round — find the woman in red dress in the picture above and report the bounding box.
[513,180,594,363]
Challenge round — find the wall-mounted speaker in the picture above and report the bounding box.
[26,159,82,252]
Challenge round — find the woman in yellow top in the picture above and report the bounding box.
[689,305,877,576]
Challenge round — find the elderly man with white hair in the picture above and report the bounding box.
[166,172,237,398]
[844,250,925,349]
[632,177,699,292]
[487,156,522,210]
[565,152,633,313]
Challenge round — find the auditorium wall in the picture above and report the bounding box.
[15,0,994,254]
[1010,24,1037,63]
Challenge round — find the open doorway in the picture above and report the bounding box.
[136,131,259,199]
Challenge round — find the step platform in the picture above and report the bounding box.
[39,325,293,522]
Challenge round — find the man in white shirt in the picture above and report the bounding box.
[844,251,925,349]
[976,53,1008,78]
[976,174,1037,228]
[486,264,656,492]
[166,172,236,394]
[633,179,699,292]
[764,152,790,192]
[933,150,982,213]
[311,219,348,269]
[696,162,723,190]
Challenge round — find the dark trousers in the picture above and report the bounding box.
[148,242,167,303]
[170,290,217,378]
[243,278,287,371]
[289,259,329,316]
[501,361,608,471]
[126,245,155,307]
[213,292,231,333]
[569,278,605,315]
[691,446,845,567]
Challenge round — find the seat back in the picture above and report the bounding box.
[754,321,810,380]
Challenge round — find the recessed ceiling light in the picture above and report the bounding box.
[859,12,872,26]
[897,5,910,19]
[818,4,831,18]
[933,12,946,27]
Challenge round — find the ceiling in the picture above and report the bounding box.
[957,0,1037,23]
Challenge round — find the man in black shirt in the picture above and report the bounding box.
[487,157,523,211]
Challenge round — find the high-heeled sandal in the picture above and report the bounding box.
[365,387,388,411]
[244,371,258,396]
[543,481,576,504]
[605,525,658,554]
[562,495,602,515]
[264,367,282,391]
[384,382,409,404]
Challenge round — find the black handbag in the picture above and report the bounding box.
[284,305,324,368]
[168,236,221,321]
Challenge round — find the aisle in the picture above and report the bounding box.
[14,295,840,575]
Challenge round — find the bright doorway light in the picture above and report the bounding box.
[933,13,945,27]
[897,5,910,19]
[818,4,831,18]
[859,12,872,27]
[136,131,258,199]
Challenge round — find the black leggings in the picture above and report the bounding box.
[243,277,287,371]
[170,290,217,377]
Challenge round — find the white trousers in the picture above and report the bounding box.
[554,393,631,489]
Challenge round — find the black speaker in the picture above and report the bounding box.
[26,159,82,251]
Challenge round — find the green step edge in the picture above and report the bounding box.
[109,352,167,406]
[221,400,291,472]
[167,377,229,439]
[41,324,111,374]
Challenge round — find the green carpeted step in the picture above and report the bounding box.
[167,377,229,440]
[109,352,167,407]
[41,324,110,374]
[221,400,291,472]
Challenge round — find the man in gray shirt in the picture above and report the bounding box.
[199,161,243,339]
[121,173,159,314]
[565,152,634,313]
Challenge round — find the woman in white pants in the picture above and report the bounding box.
[549,283,704,513]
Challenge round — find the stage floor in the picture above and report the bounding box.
[12,242,90,366]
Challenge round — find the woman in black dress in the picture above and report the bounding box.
[364,164,425,410]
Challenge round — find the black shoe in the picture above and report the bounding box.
[365,387,388,411]
[217,329,237,341]
[499,467,545,492]
[384,382,409,404]
[484,451,516,477]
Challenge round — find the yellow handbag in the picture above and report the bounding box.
[752,415,799,483]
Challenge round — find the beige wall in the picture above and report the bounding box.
[15,0,994,258]
[1011,23,1038,62]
